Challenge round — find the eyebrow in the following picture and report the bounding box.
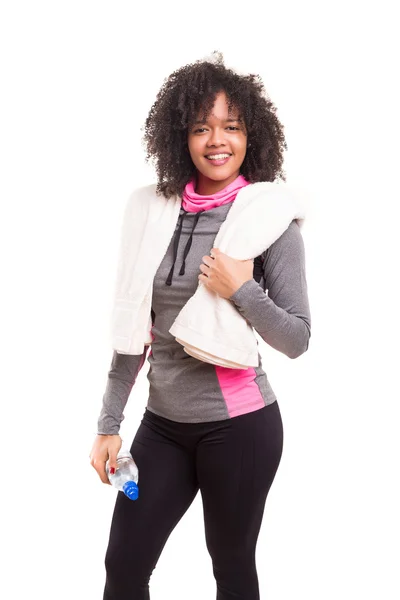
[193,117,243,125]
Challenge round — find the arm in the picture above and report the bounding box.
[229,220,311,359]
[97,346,149,435]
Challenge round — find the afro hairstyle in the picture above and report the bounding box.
[142,51,287,198]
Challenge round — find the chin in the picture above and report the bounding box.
[204,171,235,180]
[200,165,239,179]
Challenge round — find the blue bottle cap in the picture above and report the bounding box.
[122,480,139,501]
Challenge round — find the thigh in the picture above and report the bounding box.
[196,402,284,553]
[105,413,199,584]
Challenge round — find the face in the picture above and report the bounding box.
[187,91,247,195]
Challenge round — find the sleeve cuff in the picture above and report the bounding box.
[229,278,261,306]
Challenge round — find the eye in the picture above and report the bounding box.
[193,128,207,133]
[226,126,240,131]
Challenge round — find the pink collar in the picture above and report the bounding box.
[182,174,250,213]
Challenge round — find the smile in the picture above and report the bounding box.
[205,153,232,166]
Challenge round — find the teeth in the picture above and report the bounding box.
[206,154,230,160]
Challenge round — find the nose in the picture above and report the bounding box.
[207,127,226,148]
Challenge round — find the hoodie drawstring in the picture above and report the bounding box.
[165,209,203,286]
[178,211,202,276]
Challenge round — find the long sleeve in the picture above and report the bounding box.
[229,220,311,359]
[97,347,149,435]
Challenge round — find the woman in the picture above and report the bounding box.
[90,51,311,600]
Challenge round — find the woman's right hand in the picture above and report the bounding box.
[89,434,122,485]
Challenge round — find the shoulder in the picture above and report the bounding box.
[122,183,159,215]
[127,183,158,205]
[276,219,304,248]
[262,219,305,265]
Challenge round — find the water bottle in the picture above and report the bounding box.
[105,444,139,501]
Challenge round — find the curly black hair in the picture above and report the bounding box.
[142,51,287,199]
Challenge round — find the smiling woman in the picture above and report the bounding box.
[92,50,311,600]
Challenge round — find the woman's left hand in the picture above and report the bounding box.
[199,247,254,300]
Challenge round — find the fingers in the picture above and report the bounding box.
[199,263,210,276]
[107,447,119,474]
[89,435,123,486]
[97,464,111,485]
[90,456,111,485]
[201,255,213,268]
[99,465,111,486]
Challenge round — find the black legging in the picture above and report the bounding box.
[103,401,284,600]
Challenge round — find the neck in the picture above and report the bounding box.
[195,171,240,195]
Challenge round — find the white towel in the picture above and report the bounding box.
[110,181,305,368]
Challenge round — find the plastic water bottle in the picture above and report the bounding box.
[105,445,139,501]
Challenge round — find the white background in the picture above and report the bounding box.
[1,1,399,599]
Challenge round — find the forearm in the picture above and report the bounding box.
[97,377,132,435]
[97,348,148,435]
